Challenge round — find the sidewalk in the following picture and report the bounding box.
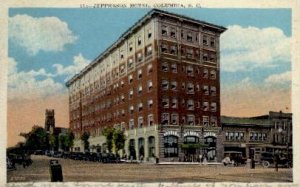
[158,161,222,165]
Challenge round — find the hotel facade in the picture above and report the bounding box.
[66,9,226,162]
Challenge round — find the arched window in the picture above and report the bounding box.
[164,135,178,157]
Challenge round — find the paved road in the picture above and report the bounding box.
[7,155,293,183]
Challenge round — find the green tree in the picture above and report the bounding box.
[102,127,115,153]
[81,131,90,152]
[65,131,75,151]
[49,134,58,150]
[19,125,49,151]
[59,134,67,151]
[113,129,126,154]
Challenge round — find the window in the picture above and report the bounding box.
[187,32,193,42]
[171,63,177,73]
[138,85,143,95]
[161,44,168,53]
[137,36,142,46]
[203,102,209,111]
[203,69,208,78]
[129,105,134,114]
[181,116,186,124]
[161,25,168,36]
[196,84,200,92]
[162,98,169,108]
[138,69,142,79]
[187,115,195,125]
[137,52,143,62]
[128,58,134,69]
[203,85,209,95]
[211,102,217,112]
[186,65,194,76]
[186,48,193,59]
[148,80,153,91]
[187,83,194,94]
[148,114,154,126]
[164,135,178,157]
[161,62,169,72]
[181,99,185,107]
[146,45,152,56]
[210,54,216,62]
[129,42,133,52]
[181,30,184,39]
[170,81,177,91]
[203,35,208,45]
[121,94,125,102]
[203,53,208,61]
[148,99,153,108]
[147,29,152,39]
[210,86,216,96]
[170,28,176,38]
[161,113,170,125]
[147,64,153,74]
[211,116,217,126]
[120,64,126,74]
[129,119,134,130]
[171,98,178,109]
[138,116,143,128]
[210,37,215,47]
[210,70,216,79]
[187,99,194,110]
[170,45,177,55]
[138,102,143,112]
[181,82,185,90]
[129,89,133,99]
[121,109,125,116]
[161,80,169,90]
[128,74,133,84]
[171,113,179,125]
[203,116,209,126]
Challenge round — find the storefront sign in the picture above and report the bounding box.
[183,131,200,137]
[204,132,216,137]
[163,130,179,137]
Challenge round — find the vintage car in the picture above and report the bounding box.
[260,152,292,168]
[222,151,247,166]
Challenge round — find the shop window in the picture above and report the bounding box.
[162,98,169,108]
[170,81,177,91]
[187,115,195,125]
[138,116,144,128]
[171,63,177,73]
[187,99,194,110]
[203,102,209,111]
[164,135,178,157]
[161,80,169,90]
[161,113,170,125]
[211,102,217,112]
[171,113,179,125]
[171,98,178,109]
[161,62,169,72]
[148,114,154,126]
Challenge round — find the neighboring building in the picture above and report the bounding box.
[44,109,68,151]
[220,111,292,162]
[66,9,226,161]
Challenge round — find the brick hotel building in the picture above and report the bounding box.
[66,9,226,161]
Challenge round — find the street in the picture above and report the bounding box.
[7,155,293,183]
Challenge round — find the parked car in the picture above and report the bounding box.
[101,153,121,163]
[45,150,51,157]
[70,152,85,160]
[222,151,247,166]
[53,151,63,158]
[260,152,292,168]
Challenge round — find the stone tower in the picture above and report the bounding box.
[45,109,55,134]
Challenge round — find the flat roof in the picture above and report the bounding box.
[65,8,227,87]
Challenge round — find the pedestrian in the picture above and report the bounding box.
[199,154,203,163]
[140,154,144,163]
[274,154,279,172]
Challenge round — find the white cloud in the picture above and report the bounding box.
[264,71,291,84]
[53,53,90,80]
[221,25,291,72]
[8,58,65,100]
[9,14,78,55]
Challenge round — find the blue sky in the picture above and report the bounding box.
[8,8,291,85]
